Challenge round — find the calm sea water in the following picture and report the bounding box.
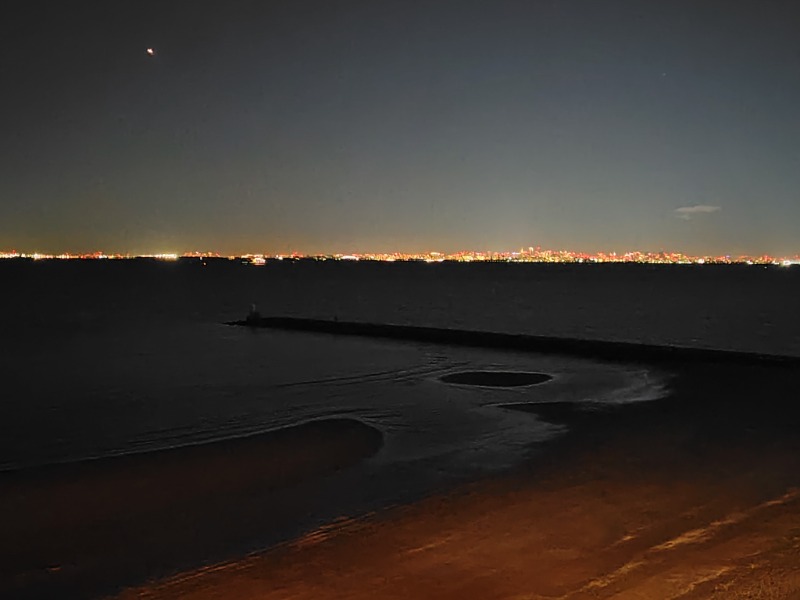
[1,259,797,488]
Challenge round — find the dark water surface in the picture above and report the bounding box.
[2,259,798,470]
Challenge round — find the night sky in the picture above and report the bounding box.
[2,1,799,255]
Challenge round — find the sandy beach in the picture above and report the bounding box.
[3,359,799,599]
[114,361,800,599]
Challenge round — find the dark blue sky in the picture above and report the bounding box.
[2,0,799,255]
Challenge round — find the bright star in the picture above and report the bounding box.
[146,48,155,56]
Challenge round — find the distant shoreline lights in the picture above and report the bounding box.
[1,249,798,266]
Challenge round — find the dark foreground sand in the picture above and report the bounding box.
[113,362,800,600]
[4,361,800,599]
[0,418,382,599]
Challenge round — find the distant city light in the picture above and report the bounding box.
[0,248,798,265]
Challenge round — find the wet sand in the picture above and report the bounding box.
[0,418,382,600]
[115,362,800,599]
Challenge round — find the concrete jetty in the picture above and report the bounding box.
[229,316,800,367]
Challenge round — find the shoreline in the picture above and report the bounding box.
[0,418,381,477]
[5,332,800,598]
[115,360,800,599]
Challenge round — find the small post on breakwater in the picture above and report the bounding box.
[246,303,261,325]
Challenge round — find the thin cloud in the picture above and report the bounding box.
[674,205,722,220]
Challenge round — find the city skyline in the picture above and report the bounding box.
[2,245,799,266]
[2,2,799,256]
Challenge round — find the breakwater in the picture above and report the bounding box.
[230,316,800,367]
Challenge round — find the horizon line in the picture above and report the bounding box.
[2,248,799,266]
